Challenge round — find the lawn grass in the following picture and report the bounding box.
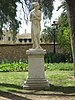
[0,72,28,92]
[0,70,75,91]
[0,63,75,99]
[46,71,75,86]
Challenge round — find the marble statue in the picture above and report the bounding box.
[24,2,49,89]
[30,2,41,49]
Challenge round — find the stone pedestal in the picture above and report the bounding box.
[23,49,49,90]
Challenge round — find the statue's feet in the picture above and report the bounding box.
[35,46,43,50]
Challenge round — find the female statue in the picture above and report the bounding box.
[30,2,41,49]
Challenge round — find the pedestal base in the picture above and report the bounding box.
[23,78,49,90]
[23,48,49,90]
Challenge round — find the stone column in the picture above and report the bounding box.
[23,49,49,90]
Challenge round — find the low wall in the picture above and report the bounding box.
[0,43,64,61]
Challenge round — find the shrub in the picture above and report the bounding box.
[44,63,73,71]
[0,61,28,72]
[44,53,73,63]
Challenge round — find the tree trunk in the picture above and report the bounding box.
[66,0,75,77]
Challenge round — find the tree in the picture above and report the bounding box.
[57,11,71,53]
[41,24,58,53]
[0,0,54,38]
[41,27,54,43]
[65,0,75,77]
[0,0,21,37]
[57,1,67,12]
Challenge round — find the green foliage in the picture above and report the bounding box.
[57,12,71,53]
[41,0,54,19]
[41,26,58,44]
[56,1,71,54]
[57,0,67,12]
[44,53,73,63]
[0,61,73,72]
[0,0,21,36]
[0,61,28,72]
[41,28,51,43]
[57,27,71,52]
[41,27,55,43]
[44,63,73,71]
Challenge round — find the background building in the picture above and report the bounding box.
[0,30,13,44]
[16,33,32,44]
[0,30,43,44]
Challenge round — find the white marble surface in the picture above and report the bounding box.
[24,48,49,89]
[26,48,46,55]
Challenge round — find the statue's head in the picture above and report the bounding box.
[32,2,39,9]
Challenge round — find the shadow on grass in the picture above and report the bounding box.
[0,83,22,89]
[49,84,75,94]
[0,83,75,99]
[0,90,31,100]
[9,84,75,96]
[0,83,32,100]
[1,83,74,94]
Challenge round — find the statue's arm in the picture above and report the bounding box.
[29,10,34,21]
[35,11,41,21]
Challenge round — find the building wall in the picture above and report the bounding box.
[0,43,64,61]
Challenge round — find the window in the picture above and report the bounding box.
[19,39,22,42]
[28,39,32,42]
[0,37,1,40]
[8,37,11,41]
[24,39,27,42]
